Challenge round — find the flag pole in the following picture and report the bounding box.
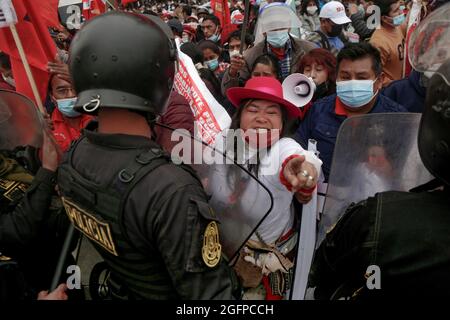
[8,23,46,115]
[104,0,116,10]
[239,0,250,54]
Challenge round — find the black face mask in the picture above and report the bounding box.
[314,81,329,100]
[329,23,343,37]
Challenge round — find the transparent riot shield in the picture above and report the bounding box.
[156,124,274,262]
[408,2,450,85]
[0,89,44,150]
[77,124,275,300]
[317,113,433,245]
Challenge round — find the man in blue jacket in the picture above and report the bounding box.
[382,70,427,113]
[294,42,407,180]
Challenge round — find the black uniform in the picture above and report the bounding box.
[309,188,450,299]
[58,128,237,300]
[0,152,71,299]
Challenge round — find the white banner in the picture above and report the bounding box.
[174,41,231,146]
[0,0,17,28]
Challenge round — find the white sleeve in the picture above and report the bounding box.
[259,138,322,192]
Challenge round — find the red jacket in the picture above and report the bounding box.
[155,91,194,152]
[51,108,93,152]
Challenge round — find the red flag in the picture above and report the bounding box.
[83,0,106,21]
[211,0,231,28]
[0,0,57,107]
[121,0,138,5]
[39,0,60,29]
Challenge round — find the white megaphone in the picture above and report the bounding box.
[282,73,316,108]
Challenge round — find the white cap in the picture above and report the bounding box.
[319,1,351,25]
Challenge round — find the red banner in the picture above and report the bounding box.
[211,0,231,27]
[0,0,57,106]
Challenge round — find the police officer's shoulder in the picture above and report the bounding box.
[326,196,375,240]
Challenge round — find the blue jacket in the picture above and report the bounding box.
[382,70,426,113]
[294,94,407,181]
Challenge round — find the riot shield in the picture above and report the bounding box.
[317,113,433,245]
[0,89,44,150]
[156,124,274,262]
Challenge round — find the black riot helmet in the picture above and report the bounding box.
[418,60,450,186]
[69,12,177,115]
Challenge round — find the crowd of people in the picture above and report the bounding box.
[0,0,449,301]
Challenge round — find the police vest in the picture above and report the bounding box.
[58,138,199,300]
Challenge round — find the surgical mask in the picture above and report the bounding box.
[229,50,240,58]
[56,97,80,117]
[181,35,190,43]
[205,58,219,71]
[392,13,405,26]
[2,74,15,87]
[329,24,343,37]
[306,6,318,15]
[336,79,378,108]
[207,32,220,43]
[266,30,289,48]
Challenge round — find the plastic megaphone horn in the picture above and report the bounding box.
[282,73,316,108]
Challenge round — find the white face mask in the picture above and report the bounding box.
[2,73,15,87]
[181,35,190,43]
[306,6,318,15]
[229,50,240,58]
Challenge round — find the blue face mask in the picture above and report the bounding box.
[205,58,219,71]
[336,79,378,109]
[207,30,220,43]
[266,30,289,48]
[399,5,406,11]
[56,97,80,117]
[392,13,405,26]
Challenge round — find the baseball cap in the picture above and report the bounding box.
[319,1,351,25]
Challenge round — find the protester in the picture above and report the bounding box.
[214,76,322,299]
[382,69,427,113]
[370,0,406,86]
[296,48,337,103]
[198,40,230,79]
[294,42,407,180]
[299,0,321,38]
[347,0,376,41]
[221,4,315,94]
[306,1,352,56]
[309,58,450,300]
[201,14,222,44]
[250,54,281,79]
[47,64,93,153]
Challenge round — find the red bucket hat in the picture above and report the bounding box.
[226,77,302,118]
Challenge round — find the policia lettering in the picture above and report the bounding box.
[62,197,118,256]
[0,179,28,202]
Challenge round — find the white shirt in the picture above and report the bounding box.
[207,131,322,244]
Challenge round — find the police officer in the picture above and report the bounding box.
[0,91,70,300]
[57,12,237,300]
[307,57,450,299]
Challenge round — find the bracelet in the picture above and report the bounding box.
[279,154,302,192]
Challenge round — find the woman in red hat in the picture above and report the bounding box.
[216,76,323,300]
